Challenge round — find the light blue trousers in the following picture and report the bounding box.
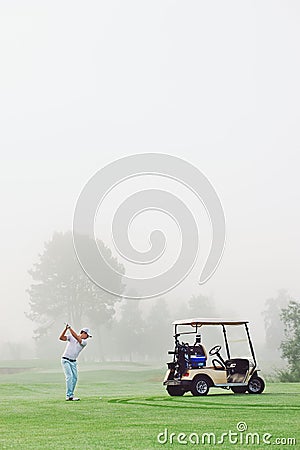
[61,359,78,399]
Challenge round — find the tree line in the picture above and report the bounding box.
[26,232,300,380]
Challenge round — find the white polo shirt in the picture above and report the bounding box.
[62,334,88,360]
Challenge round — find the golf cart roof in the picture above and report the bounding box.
[172,318,249,326]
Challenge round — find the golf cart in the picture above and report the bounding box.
[163,319,265,396]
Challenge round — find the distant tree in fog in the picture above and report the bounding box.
[176,293,216,320]
[143,299,171,360]
[188,294,216,317]
[279,300,300,381]
[115,294,145,361]
[26,231,124,356]
[262,289,291,351]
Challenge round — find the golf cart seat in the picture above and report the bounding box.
[226,358,249,383]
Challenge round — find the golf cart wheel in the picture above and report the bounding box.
[166,386,185,396]
[231,386,247,394]
[191,376,211,396]
[247,376,265,394]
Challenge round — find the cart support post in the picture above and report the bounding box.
[222,325,230,359]
[245,323,257,367]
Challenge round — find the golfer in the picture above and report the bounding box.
[59,324,92,401]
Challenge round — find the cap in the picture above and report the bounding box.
[81,327,92,337]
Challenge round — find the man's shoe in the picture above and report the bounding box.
[70,397,80,401]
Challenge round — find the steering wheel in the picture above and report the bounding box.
[209,345,222,356]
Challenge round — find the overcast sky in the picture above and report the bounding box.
[0,0,299,343]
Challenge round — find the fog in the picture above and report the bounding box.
[0,1,299,364]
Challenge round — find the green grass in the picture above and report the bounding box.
[0,361,299,449]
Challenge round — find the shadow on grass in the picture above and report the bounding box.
[108,393,300,411]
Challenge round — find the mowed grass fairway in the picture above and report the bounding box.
[0,361,299,449]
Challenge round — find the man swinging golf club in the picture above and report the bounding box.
[59,323,92,401]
